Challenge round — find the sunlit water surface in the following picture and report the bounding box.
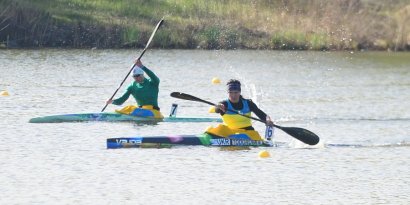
[1,49,409,204]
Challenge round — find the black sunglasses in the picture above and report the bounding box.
[133,74,142,77]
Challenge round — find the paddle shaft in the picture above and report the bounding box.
[101,18,164,112]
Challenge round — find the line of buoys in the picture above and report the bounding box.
[1,90,9,96]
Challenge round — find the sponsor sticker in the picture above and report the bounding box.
[210,138,231,146]
[210,138,263,146]
[116,138,142,145]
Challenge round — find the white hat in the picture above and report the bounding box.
[132,66,144,76]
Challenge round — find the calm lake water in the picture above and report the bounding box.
[1,49,409,204]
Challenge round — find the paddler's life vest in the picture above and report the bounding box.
[115,105,164,118]
[221,99,252,129]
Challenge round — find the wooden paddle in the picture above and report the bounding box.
[170,92,320,145]
[101,18,165,112]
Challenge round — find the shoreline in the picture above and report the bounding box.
[1,0,409,51]
[0,44,410,53]
[1,47,409,53]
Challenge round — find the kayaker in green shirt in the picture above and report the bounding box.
[106,59,163,118]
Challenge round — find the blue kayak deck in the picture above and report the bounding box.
[107,133,272,149]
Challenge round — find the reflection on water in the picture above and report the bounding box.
[0,49,409,204]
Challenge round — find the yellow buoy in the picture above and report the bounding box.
[258,150,270,158]
[1,91,9,96]
[212,77,221,84]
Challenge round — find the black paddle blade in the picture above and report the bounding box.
[170,92,215,106]
[277,126,320,145]
[170,92,194,101]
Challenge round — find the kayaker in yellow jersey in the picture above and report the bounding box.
[106,59,163,118]
[206,79,274,140]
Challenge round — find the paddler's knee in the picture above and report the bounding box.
[140,105,164,118]
[205,124,235,137]
[151,110,164,118]
[242,130,263,141]
[116,105,163,118]
[115,105,138,115]
[205,124,263,140]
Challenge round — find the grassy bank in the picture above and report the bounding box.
[0,0,409,50]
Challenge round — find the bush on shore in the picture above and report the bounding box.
[0,0,409,51]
